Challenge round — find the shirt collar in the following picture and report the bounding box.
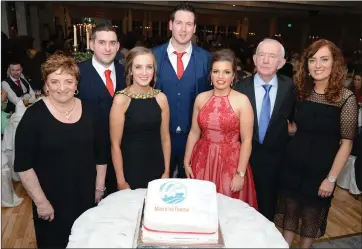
[254,73,278,88]
[10,75,21,82]
[92,56,115,74]
[167,38,192,56]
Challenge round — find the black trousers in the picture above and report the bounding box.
[170,132,188,178]
[250,146,284,221]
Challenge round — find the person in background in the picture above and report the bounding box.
[14,53,107,248]
[26,49,47,91]
[350,72,362,104]
[184,49,258,209]
[110,46,170,190]
[275,39,358,248]
[278,49,294,78]
[1,61,36,113]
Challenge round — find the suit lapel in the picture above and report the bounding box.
[245,76,259,141]
[88,62,112,99]
[114,63,125,92]
[268,74,287,129]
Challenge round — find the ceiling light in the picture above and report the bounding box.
[233,5,236,7]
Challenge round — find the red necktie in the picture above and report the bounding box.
[15,80,22,88]
[173,51,186,80]
[104,70,114,96]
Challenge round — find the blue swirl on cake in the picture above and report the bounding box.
[159,181,188,204]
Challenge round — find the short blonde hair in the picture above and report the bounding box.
[41,52,80,83]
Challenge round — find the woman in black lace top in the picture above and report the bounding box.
[274,39,358,248]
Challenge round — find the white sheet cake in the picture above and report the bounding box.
[142,179,219,244]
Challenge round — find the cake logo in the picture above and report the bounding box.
[159,181,187,204]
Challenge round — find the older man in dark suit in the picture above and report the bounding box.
[234,38,295,221]
[78,23,126,195]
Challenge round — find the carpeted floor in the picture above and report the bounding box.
[312,234,362,248]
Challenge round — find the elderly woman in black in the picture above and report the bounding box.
[15,53,108,248]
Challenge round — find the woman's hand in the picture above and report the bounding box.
[36,199,54,222]
[318,178,335,198]
[95,187,106,204]
[230,174,244,193]
[117,181,130,190]
[161,171,170,179]
[184,165,194,179]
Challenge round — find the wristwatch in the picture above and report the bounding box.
[327,175,336,183]
[236,170,245,178]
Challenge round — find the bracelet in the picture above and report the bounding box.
[96,187,106,192]
[183,165,191,168]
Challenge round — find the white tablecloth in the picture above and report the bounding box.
[337,156,362,195]
[67,189,288,248]
[1,100,27,182]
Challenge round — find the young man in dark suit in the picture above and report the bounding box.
[234,38,295,221]
[153,3,211,178]
[78,23,125,195]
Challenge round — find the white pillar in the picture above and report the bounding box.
[29,5,41,50]
[15,2,28,36]
[1,1,9,37]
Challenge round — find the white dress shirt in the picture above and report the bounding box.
[166,39,192,74]
[92,56,116,91]
[254,73,278,123]
[1,76,36,106]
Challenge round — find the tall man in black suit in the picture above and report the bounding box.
[234,38,295,221]
[78,23,126,195]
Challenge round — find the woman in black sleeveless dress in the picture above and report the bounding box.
[274,40,358,248]
[110,47,171,190]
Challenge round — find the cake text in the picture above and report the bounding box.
[154,206,190,212]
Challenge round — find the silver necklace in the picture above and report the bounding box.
[49,98,76,120]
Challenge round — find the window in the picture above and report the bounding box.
[152,21,159,37]
[196,24,205,38]
[205,25,215,35]
[228,25,237,37]
[160,21,168,37]
[218,26,226,35]
[132,21,143,34]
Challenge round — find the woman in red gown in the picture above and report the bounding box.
[183,49,258,209]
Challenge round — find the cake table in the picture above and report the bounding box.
[67,189,288,248]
